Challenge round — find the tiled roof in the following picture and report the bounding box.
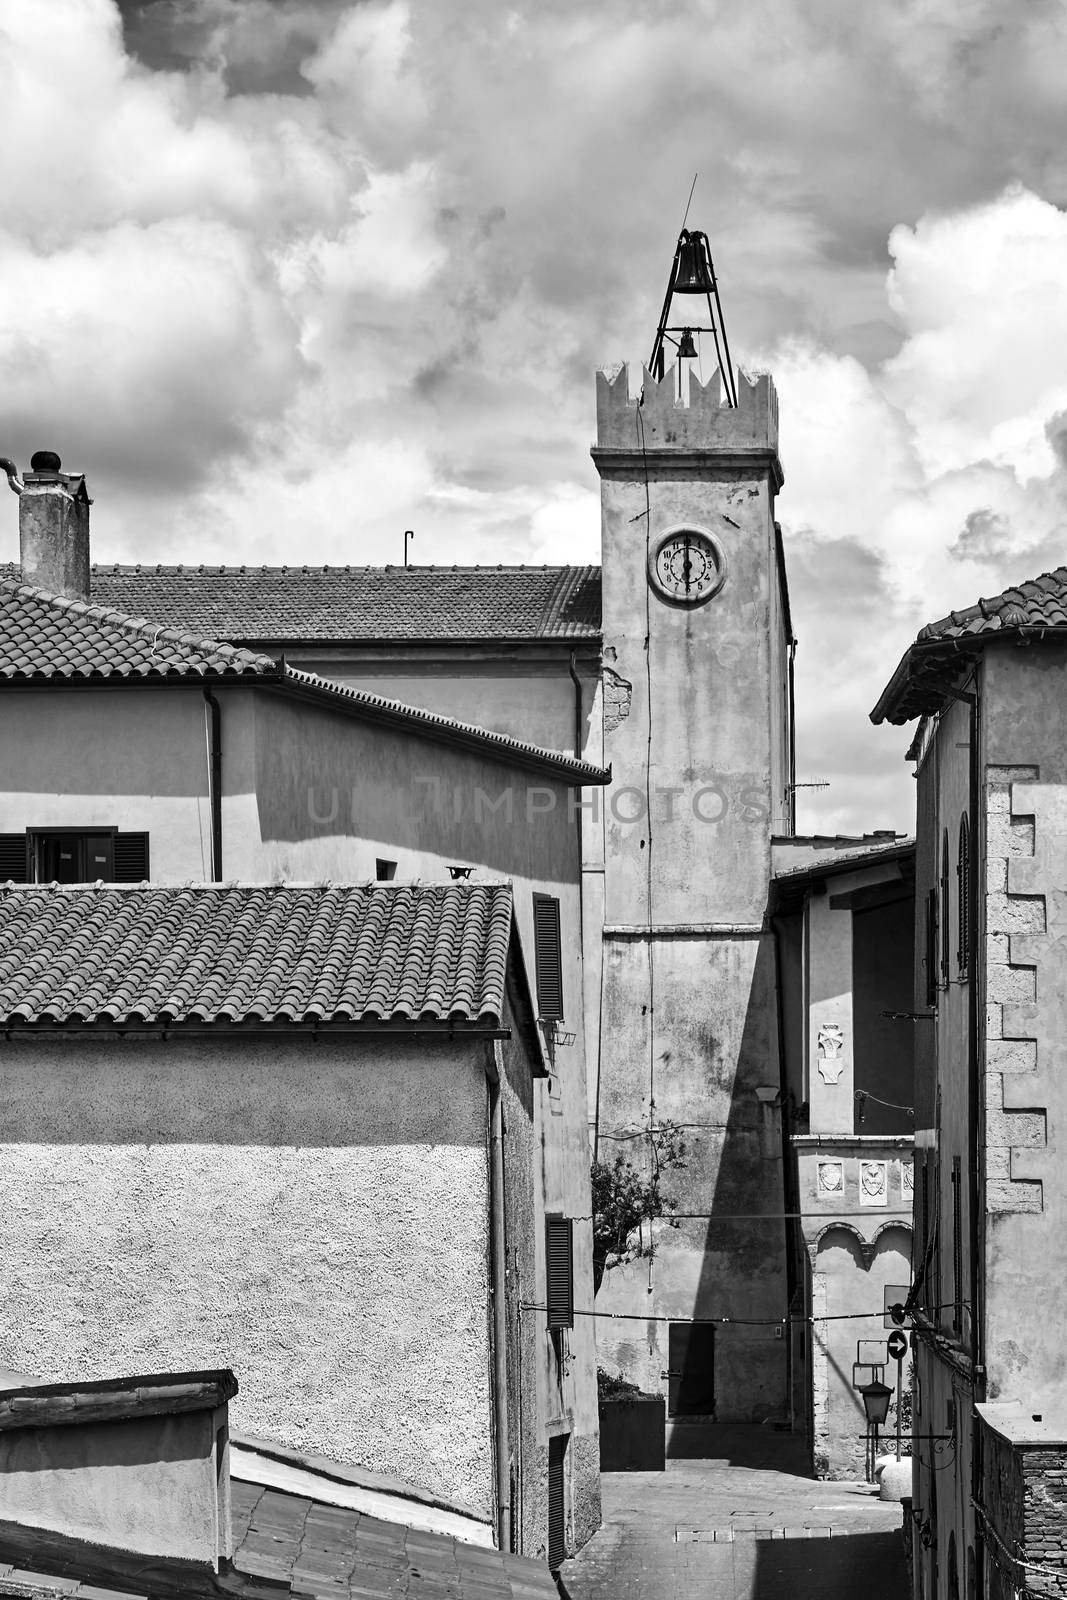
[74,563,604,643]
[280,665,609,783]
[0,1482,560,1599]
[0,884,513,1028]
[871,567,1067,725]
[0,577,276,681]
[0,575,608,783]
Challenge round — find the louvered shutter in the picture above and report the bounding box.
[114,832,150,883]
[924,888,938,1007]
[547,1433,567,1571]
[545,1214,574,1329]
[533,894,564,1021]
[957,814,970,976]
[0,834,29,883]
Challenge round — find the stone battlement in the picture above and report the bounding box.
[595,362,779,459]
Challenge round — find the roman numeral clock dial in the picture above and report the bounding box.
[647,524,727,606]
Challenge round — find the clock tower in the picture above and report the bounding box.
[591,358,795,1425]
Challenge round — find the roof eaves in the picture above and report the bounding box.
[275,664,611,785]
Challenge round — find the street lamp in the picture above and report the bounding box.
[860,1379,893,1483]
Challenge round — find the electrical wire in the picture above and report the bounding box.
[520,1299,961,1328]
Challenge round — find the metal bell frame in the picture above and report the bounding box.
[648,227,738,406]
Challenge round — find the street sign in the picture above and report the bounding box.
[887,1329,908,1362]
[852,1362,885,1390]
[858,1339,888,1365]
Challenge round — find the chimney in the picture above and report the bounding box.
[2,450,91,600]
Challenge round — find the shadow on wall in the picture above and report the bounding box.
[690,936,788,1425]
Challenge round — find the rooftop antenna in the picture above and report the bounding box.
[648,175,738,407]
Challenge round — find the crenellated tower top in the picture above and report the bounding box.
[593,363,782,487]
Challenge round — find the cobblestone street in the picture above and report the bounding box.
[559,1428,909,1600]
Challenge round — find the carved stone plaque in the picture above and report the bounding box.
[818,1161,844,1195]
[902,1162,914,1197]
[816,1023,846,1084]
[859,1160,888,1206]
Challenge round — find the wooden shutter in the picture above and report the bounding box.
[0,834,29,883]
[924,888,938,1007]
[533,894,564,1021]
[114,832,150,882]
[941,829,951,985]
[951,1158,963,1334]
[957,814,970,976]
[547,1433,567,1571]
[545,1214,574,1329]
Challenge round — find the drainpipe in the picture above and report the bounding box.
[203,689,223,881]
[567,652,583,761]
[487,1045,512,1552]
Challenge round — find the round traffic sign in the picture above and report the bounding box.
[887,1329,908,1361]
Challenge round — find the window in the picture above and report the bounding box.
[0,829,149,884]
[924,888,939,1007]
[957,814,971,977]
[545,1214,574,1329]
[375,858,397,881]
[533,894,564,1022]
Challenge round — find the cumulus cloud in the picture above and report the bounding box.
[2,0,1067,834]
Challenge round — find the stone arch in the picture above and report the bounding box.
[808,1220,869,1268]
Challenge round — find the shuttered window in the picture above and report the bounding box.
[114,832,150,882]
[941,828,951,986]
[547,1433,568,1571]
[951,1157,963,1335]
[924,888,938,1007]
[957,814,971,977]
[545,1214,574,1329]
[0,830,148,883]
[533,894,564,1022]
[0,833,29,882]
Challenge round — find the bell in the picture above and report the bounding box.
[673,233,714,294]
[677,328,698,360]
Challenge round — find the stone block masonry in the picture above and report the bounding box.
[983,767,1045,1214]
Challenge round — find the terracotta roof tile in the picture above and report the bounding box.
[872,566,1067,726]
[63,563,604,644]
[0,884,513,1028]
[0,578,276,681]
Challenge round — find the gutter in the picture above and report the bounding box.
[203,689,223,880]
[487,1043,512,1552]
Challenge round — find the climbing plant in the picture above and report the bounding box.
[591,1124,687,1293]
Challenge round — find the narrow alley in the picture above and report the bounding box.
[560,1428,908,1600]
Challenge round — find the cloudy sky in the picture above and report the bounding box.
[3,1,1067,832]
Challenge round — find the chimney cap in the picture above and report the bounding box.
[29,450,62,472]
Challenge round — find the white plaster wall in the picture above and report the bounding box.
[0,689,214,881]
[0,1034,496,1519]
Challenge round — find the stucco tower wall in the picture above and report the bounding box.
[591,364,788,1421]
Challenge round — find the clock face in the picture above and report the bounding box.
[648,526,726,606]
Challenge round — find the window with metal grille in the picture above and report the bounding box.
[0,830,149,883]
[533,894,564,1022]
[547,1433,568,1571]
[951,1157,963,1335]
[545,1214,574,1329]
[957,814,971,977]
[924,888,939,1007]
